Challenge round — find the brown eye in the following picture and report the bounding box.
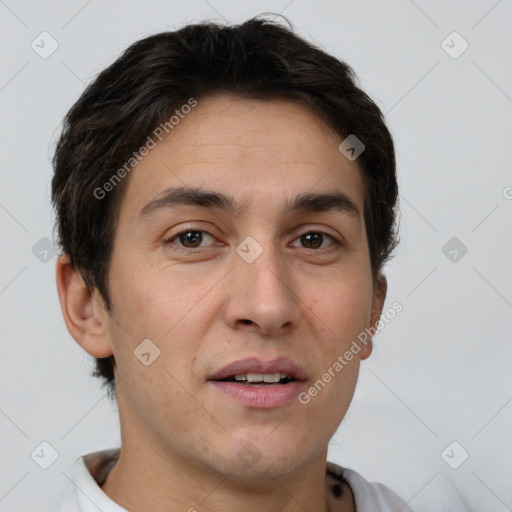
[293,231,338,250]
[166,230,216,249]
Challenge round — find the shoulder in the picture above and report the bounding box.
[326,461,414,512]
[326,461,469,512]
[50,448,124,512]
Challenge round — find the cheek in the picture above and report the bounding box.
[302,272,373,416]
[107,261,212,386]
[109,258,195,337]
[310,274,373,344]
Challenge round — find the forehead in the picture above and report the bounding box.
[117,94,366,221]
[160,94,345,167]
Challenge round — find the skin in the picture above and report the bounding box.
[56,93,387,512]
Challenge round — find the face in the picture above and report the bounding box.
[80,94,385,481]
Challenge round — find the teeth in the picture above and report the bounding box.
[233,373,289,383]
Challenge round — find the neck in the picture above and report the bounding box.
[101,441,331,512]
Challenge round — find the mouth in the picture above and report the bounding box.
[208,357,308,408]
[208,356,307,383]
[217,372,296,385]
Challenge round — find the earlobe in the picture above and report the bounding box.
[55,254,113,358]
[360,274,388,361]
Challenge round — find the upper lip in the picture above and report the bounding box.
[208,357,308,381]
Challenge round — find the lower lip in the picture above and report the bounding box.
[209,380,306,408]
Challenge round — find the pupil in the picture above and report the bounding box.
[302,233,322,249]
[180,231,202,248]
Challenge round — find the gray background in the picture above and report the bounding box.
[1,0,511,510]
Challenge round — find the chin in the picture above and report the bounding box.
[205,429,322,482]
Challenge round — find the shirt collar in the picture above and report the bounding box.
[72,448,125,511]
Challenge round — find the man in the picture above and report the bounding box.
[50,15,449,512]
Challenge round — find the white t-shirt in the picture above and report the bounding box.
[51,448,465,512]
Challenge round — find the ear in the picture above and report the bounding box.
[360,273,387,361]
[55,254,113,358]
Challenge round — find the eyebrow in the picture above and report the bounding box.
[138,186,361,220]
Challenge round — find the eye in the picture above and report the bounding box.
[165,230,217,249]
[291,231,339,250]
[164,229,340,252]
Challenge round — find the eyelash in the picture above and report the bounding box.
[163,229,341,252]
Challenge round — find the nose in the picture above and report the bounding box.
[223,238,302,336]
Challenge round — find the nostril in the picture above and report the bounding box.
[240,319,252,325]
